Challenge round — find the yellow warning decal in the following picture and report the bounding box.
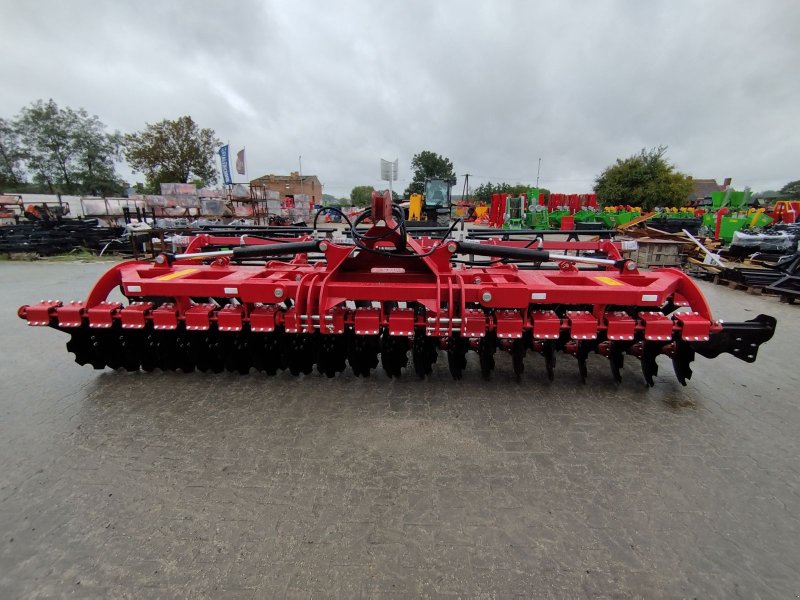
[595,276,623,286]
[156,268,200,281]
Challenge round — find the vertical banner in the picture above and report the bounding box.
[236,148,246,176]
[218,145,232,185]
[380,158,398,181]
[380,158,398,197]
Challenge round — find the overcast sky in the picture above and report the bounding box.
[1,0,798,197]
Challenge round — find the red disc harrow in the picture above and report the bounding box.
[19,192,776,386]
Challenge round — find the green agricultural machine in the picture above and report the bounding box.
[701,188,773,243]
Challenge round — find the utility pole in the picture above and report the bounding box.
[536,158,542,189]
[298,155,303,199]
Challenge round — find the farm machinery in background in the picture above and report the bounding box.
[485,189,613,231]
[613,188,796,244]
[401,177,456,227]
[19,191,776,386]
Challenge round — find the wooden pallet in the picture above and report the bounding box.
[615,212,656,231]
[767,275,800,305]
[712,275,781,296]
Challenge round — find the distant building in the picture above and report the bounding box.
[687,177,731,203]
[250,171,322,203]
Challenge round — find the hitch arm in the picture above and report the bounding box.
[693,314,777,363]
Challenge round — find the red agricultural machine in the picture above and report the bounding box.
[19,192,776,386]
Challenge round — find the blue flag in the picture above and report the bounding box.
[218,145,232,185]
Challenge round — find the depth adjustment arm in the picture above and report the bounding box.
[455,241,629,269]
[160,240,323,264]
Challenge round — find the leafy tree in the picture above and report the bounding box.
[0,117,26,187]
[473,181,550,204]
[594,146,693,210]
[350,185,375,207]
[404,150,456,196]
[124,116,221,192]
[15,99,124,195]
[73,118,124,196]
[779,180,800,198]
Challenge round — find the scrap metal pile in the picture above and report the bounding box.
[0,218,124,255]
[18,192,776,386]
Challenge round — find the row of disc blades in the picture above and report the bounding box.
[62,323,695,385]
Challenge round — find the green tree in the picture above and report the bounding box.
[124,116,221,192]
[473,181,549,204]
[15,99,124,195]
[779,180,800,198]
[404,150,456,196]
[594,146,692,210]
[73,118,124,196]
[0,117,26,187]
[350,185,375,207]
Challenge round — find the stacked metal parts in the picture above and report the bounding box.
[19,192,777,386]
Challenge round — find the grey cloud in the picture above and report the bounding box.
[1,0,798,196]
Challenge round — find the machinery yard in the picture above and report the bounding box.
[3,0,799,595]
[1,259,799,598]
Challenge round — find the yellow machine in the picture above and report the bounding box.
[398,178,455,227]
[408,193,423,221]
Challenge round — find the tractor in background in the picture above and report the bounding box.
[402,177,455,227]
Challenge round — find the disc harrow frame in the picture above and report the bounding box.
[19,192,776,386]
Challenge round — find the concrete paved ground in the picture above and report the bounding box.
[0,260,798,598]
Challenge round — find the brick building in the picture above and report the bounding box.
[250,171,322,203]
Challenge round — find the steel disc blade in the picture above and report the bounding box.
[512,338,526,382]
[171,330,196,373]
[577,356,588,383]
[609,346,624,384]
[347,334,379,377]
[672,342,695,386]
[447,336,468,380]
[542,341,556,381]
[140,330,159,372]
[317,334,347,378]
[641,344,660,387]
[413,334,436,379]
[478,333,496,380]
[103,329,125,370]
[66,329,93,367]
[286,333,316,376]
[250,332,282,375]
[223,330,252,375]
[194,330,224,373]
[380,334,408,378]
[119,330,143,372]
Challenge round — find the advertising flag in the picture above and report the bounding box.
[218,145,232,185]
[236,148,246,176]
